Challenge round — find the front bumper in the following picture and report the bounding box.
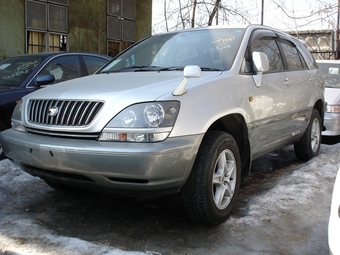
[1,129,203,196]
[322,112,340,136]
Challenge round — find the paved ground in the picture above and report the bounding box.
[0,140,339,255]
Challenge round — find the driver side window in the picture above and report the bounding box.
[40,56,82,84]
[251,37,284,72]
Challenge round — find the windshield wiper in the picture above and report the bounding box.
[159,66,222,72]
[200,67,223,71]
[101,65,222,74]
[157,66,184,71]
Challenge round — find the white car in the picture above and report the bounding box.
[316,60,340,136]
[1,25,326,226]
[329,167,340,255]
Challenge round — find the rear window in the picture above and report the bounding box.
[318,62,340,88]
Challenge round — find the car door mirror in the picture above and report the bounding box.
[36,74,55,86]
[173,65,202,96]
[252,52,269,73]
[252,52,269,88]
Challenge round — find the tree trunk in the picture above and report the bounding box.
[208,0,221,26]
[191,0,197,28]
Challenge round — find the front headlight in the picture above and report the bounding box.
[11,100,26,132]
[98,101,180,142]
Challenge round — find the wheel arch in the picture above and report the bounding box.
[206,113,251,178]
[313,99,325,128]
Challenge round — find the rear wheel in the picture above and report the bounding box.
[181,131,241,226]
[294,109,322,161]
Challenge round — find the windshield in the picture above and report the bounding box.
[318,62,340,88]
[0,56,43,87]
[100,28,245,73]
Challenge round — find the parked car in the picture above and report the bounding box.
[0,52,111,159]
[316,60,340,137]
[329,167,340,255]
[0,25,326,225]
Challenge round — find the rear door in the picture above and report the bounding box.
[276,36,317,134]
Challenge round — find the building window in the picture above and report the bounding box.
[26,0,68,53]
[27,31,46,53]
[107,0,135,57]
[49,34,67,52]
[48,5,67,32]
[26,1,47,29]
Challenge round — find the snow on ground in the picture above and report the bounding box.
[0,142,339,254]
[0,159,148,255]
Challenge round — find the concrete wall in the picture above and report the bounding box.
[136,0,153,41]
[0,0,25,59]
[0,0,152,58]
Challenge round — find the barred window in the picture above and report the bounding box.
[107,0,135,57]
[122,0,135,19]
[108,0,121,16]
[27,1,47,29]
[107,16,121,40]
[49,34,67,52]
[49,0,68,5]
[26,0,68,53]
[27,31,46,53]
[49,4,67,32]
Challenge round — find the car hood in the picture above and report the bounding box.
[25,71,221,102]
[0,86,20,93]
[22,71,223,131]
[325,87,340,104]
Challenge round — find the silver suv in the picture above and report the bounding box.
[0,25,325,226]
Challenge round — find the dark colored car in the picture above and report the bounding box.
[0,52,111,159]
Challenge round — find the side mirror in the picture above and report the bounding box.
[252,52,269,73]
[36,74,55,86]
[173,65,202,96]
[252,52,269,88]
[183,65,202,78]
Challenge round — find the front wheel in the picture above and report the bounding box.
[294,109,322,161]
[181,131,241,226]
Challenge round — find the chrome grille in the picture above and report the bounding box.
[27,99,104,126]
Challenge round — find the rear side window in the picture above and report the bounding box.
[278,39,304,70]
[251,37,284,72]
[83,56,109,74]
[295,39,317,68]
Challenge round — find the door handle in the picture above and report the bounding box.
[283,78,291,86]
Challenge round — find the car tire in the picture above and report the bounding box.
[181,131,241,226]
[294,109,322,161]
[0,120,7,160]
